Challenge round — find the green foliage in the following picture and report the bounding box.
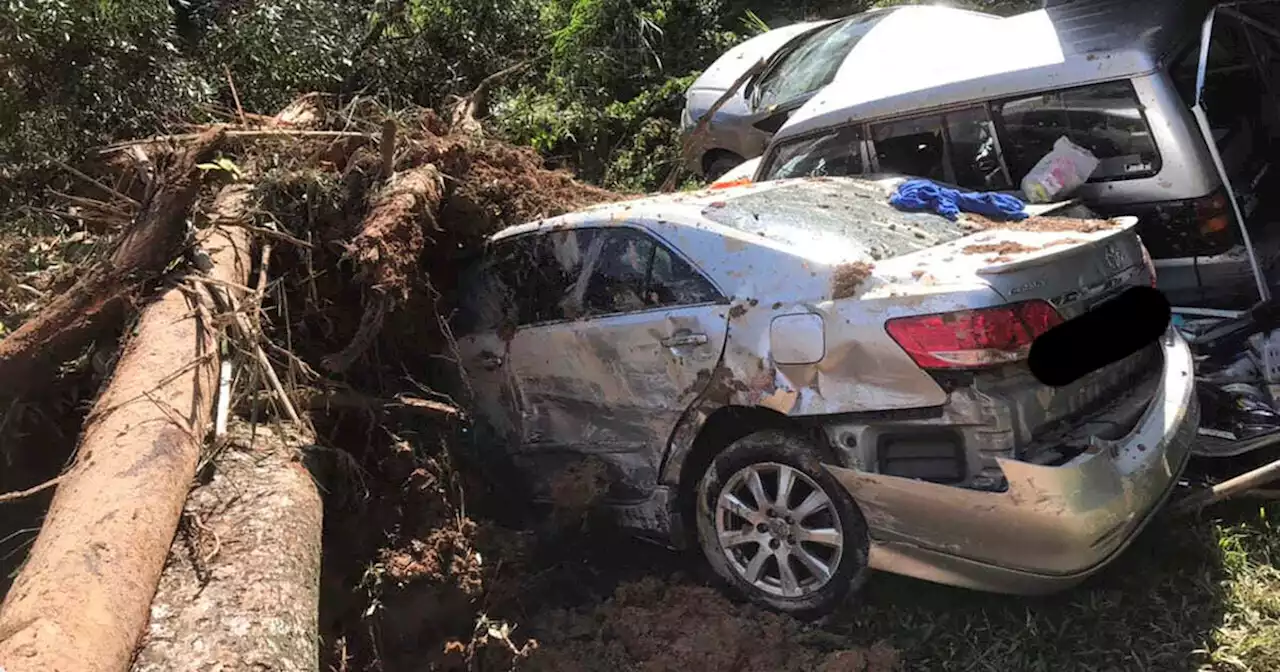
[0,0,209,169]
[0,0,1047,195]
[193,0,364,114]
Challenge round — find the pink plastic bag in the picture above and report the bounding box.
[1020,136,1100,203]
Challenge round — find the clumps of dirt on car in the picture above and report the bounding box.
[832,261,876,300]
[525,577,902,672]
[962,213,1122,233]
[961,241,1039,256]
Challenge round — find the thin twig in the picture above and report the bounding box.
[0,473,67,503]
[52,159,142,207]
[46,190,134,218]
[223,64,247,127]
[228,221,313,249]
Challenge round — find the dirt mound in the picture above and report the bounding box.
[526,577,900,672]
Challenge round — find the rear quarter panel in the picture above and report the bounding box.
[655,213,1009,415]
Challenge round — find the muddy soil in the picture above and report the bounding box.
[962,213,1122,233]
[832,261,875,299]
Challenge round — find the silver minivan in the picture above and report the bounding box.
[749,0,1280,309]
[678,6,1002,179]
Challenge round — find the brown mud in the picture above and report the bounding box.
[832,261,875,300]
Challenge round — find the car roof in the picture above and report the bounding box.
[773,0,1211,142]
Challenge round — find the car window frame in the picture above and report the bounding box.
[576,224,727,321]
[758,78,1168,189]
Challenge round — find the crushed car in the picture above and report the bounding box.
[716,0,1280,312]
[451,175,1197,616]
[679,5,1001,180]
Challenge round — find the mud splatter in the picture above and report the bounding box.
[962,214,1121,233]
[832,261,875,300]
[962,242,1038,256]
[549,458,612,526]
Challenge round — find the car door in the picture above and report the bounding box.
[504,224,730,503]
[454,234,541,454]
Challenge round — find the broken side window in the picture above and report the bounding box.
[527,229,596,324]
[648,241,721,308]
[871,114,949,184]
[945,107,1009,191]
[456,234,540,334]
[993,80,1162,183]
[584,228,655,317]
[761,124,866,181]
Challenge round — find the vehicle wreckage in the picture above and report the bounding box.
[446,174,1253,616]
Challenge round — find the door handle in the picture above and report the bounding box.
[477,352,504,370]
[661,333,709,348]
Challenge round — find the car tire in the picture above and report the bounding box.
[693,429,870,618]
[705,153,743,182]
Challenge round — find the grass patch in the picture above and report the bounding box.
[817,502,1280,671]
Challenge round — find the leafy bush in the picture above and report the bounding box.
[0,0,209,169]
[0,0,1046,196]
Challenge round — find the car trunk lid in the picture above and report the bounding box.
[876,214,1163,454]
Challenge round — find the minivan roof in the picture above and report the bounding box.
[774,0,1212,142]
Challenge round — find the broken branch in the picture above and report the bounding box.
[0,474,66,504]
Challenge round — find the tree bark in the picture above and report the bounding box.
[0,188,251,672]
[131,420,323,672]
[0,127,226,400]
[323,165,442,373]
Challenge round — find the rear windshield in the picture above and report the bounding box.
[993,80,1162,182]
[701,179,972,261]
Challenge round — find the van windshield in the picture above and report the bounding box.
[754,12,889,111]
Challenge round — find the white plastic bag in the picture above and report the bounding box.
[1020,136,1100,203]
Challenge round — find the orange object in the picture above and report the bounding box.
[710,177,752,190]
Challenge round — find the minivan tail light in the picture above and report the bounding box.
[885,300,1064,370]
[1194,189,1232,235]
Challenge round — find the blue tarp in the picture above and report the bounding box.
[889,179,1028,221]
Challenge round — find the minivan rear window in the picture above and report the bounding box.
[993,80,1161,183]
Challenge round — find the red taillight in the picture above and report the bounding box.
[885,300,1064,370]
[1194,189,1232,235]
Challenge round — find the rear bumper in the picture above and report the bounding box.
[824,328,1198,595]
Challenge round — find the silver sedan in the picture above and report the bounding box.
[453,176,1197,616]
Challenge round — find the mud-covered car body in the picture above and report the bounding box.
[454,176,1196,597]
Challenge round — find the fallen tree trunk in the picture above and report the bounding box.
[131,419,323,672]
[324,164,443,373]
[0,127,226,399]
[0,188,252,672]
